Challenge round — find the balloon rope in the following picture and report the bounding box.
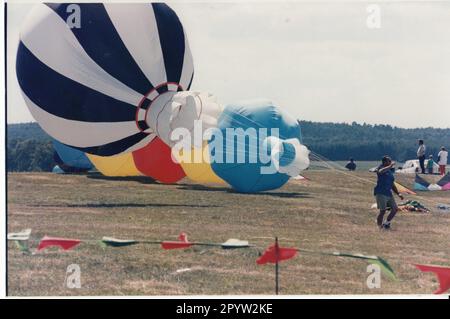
[309,152,377,185]
[307,151,448,209]
[189,104,448,208]
[181,103,446,207]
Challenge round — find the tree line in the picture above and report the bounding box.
[7,123,53,172]
[300,121,449,161]
[6,122,450,172]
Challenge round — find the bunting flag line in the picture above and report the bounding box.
[255,238,397,294]
[13,229,450,294]
[256,243,396,280]
[415,264,450,294]
[5,229,397,283]
[162,233,251,250]
[101,233,251,250]
[37,236,81,251]
[5,230,396,280]
[7,231,250,252]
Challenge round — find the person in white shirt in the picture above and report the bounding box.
[417,139,426,174]
[437,146,448,175]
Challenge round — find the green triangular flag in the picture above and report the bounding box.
[331,252,396,280]
[369,257,397,281]
[101,236,138,247]
[14,240,30,253]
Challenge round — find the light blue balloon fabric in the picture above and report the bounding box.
[52,165,65,174]
[53,139,93,170]
[414,182,429,191]
[209,99,302,193]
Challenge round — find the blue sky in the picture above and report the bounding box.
[7,1,450,128]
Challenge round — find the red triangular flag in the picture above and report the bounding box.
[161,232,192,250]
[415,264,450,294]
[37,236,81,251]
[178,232,188,242]
[256,244,297,264]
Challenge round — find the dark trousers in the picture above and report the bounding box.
[419,155,426,174]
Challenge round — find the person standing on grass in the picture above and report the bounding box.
[438,146,448,175]
[374,156,404,230]
[417,139,426,174]
[345,158,356,171]
[427,155,435,174]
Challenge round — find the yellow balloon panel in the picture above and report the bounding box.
[175,144,226,185]
[87,153,141,177]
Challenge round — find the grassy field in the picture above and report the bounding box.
[6,171,450,296]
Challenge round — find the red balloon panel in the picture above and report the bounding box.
[132,137,186,183]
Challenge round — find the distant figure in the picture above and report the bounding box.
[345,158,356,171]
[438,146,448,175]
[417,139,426,174]
[427,155,434,174]
[374,156,404,230]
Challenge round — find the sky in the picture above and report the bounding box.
[6,0,450,128]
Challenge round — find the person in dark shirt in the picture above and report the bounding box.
[345,158,356,171]
[417,139,426,174]
[374,156,404,230]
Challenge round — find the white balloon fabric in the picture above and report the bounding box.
[146,91,223,147]
[264,137,310,177]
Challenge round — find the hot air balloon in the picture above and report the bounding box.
[17,2,310,192]
[16,2,192,183]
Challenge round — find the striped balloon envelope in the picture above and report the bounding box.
[16,2,193,156]
[16,2,193,183]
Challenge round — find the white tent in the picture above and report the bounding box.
[397,159,440,174]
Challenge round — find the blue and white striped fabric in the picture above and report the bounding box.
[16,3,194,156]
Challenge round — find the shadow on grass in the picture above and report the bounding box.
[86,172,157,184]
[176,184,312,198]
[38,203,221,208]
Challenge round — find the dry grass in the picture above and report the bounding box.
[6,171,450,296]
